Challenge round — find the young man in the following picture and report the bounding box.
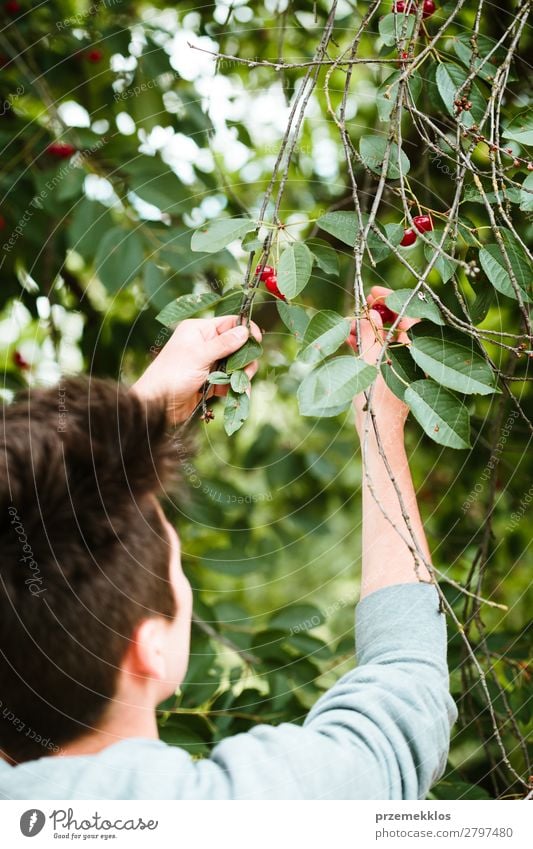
[0,288,457,800]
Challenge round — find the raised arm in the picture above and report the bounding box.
[351,286,433,597]
[190,293,457,800]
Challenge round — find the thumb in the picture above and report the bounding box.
[206,324,249,361]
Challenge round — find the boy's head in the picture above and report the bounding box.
[0,379,192,764]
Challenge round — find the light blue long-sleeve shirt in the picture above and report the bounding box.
[0,582,457,800]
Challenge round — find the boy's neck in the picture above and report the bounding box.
[54,707,160,758]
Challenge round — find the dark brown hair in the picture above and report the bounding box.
[0,378,177,763]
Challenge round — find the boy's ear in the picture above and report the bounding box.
[124,618,169,682]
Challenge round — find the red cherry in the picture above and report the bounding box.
[393,1,413,12]
[400,228,417,247]
[264,274,286,301]
[46,142,77,159]
[412,214,433,234]
[397,50,410,67]
[5,1,21,14]
[12,350,29,370]
[256,264,275,282]
[422,0,436,18]
[372,301,398,325]
[87,49,103,63]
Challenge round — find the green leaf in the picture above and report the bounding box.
[287,633,331,660]
[519,172,533,212]
[224,388,250,436]
[359,135,410,180]
[431,780,492,800]
[191,218,255,253]
[241,230,262,251]
[479,236,532,302]
[317,212,398,263]
[215,289,243,316]
[129,74,165,132]
[143,262,165,292]
[453,35,499,84]
[158,718,210,756]
[456,218,483,247]
[378,12,416,47]
[502,109,533,146]
[298,311,351,365]
[277,243,314,299]
[384,222,406,247]
[385,288,444,325]
[469,279,495,325]
[207,371,230,385]
[298,356,377,417]
[141,37,172,78]
[230,370,250,394]
[67,199,113,262]
[309,240,339,276]
[376,71,422,122]
[268,604,324,632]
[381,346,425,401]
[367,224,397,262]
[156,292,222,326]
[405,380,471,449]
[226,338,263,373]
[153,226,240,274]
[465,186,522,205]
[423,231,458,283]
[436,63,486,128]
[124,157,188,212]
[409,325,498,395]
[143,262,182,310]
[55,167,86,202]
[276,301,310,341]
[95,227,144,293]
[317,211,358,247]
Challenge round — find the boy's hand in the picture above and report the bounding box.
[349,286,418,441]
[133,316,262,424]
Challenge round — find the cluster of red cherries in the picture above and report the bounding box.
[393,0,436,18]
[256,265,286,301]
[400,213,433,246]
[257,215,433,301]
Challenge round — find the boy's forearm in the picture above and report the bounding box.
[358,422,433,600]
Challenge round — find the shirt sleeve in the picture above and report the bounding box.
[199,581,458,800]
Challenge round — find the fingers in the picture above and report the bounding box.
[396,330,411,345]
[211,384,229,398]
[244,360,259,380]
[348,312,386,364]
[396,314,419,334]
[205,324,249,360]
[203,316,263,362]
[347,325,358,352]
[211,315,262,344]
[366,285,419,336]
[366,285,392,306]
